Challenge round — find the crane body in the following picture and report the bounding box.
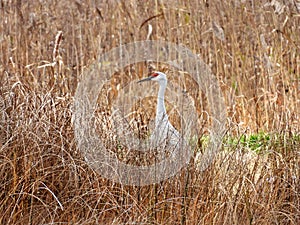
[138,72,180,149]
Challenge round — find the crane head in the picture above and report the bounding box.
[137,71,167,83]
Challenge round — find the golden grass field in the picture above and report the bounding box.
[0,0,299,224]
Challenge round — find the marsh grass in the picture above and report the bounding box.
[0,0,299,224]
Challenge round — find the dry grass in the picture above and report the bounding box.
[0,0,299,224]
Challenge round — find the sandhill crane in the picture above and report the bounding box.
[138,72,181,149]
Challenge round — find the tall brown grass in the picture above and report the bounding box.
[0,0,299,224]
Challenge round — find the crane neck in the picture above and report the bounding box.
[156,80,168,124]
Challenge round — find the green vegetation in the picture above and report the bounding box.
[224,132,271,152]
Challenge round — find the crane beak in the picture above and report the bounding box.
[137,76,153,83]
